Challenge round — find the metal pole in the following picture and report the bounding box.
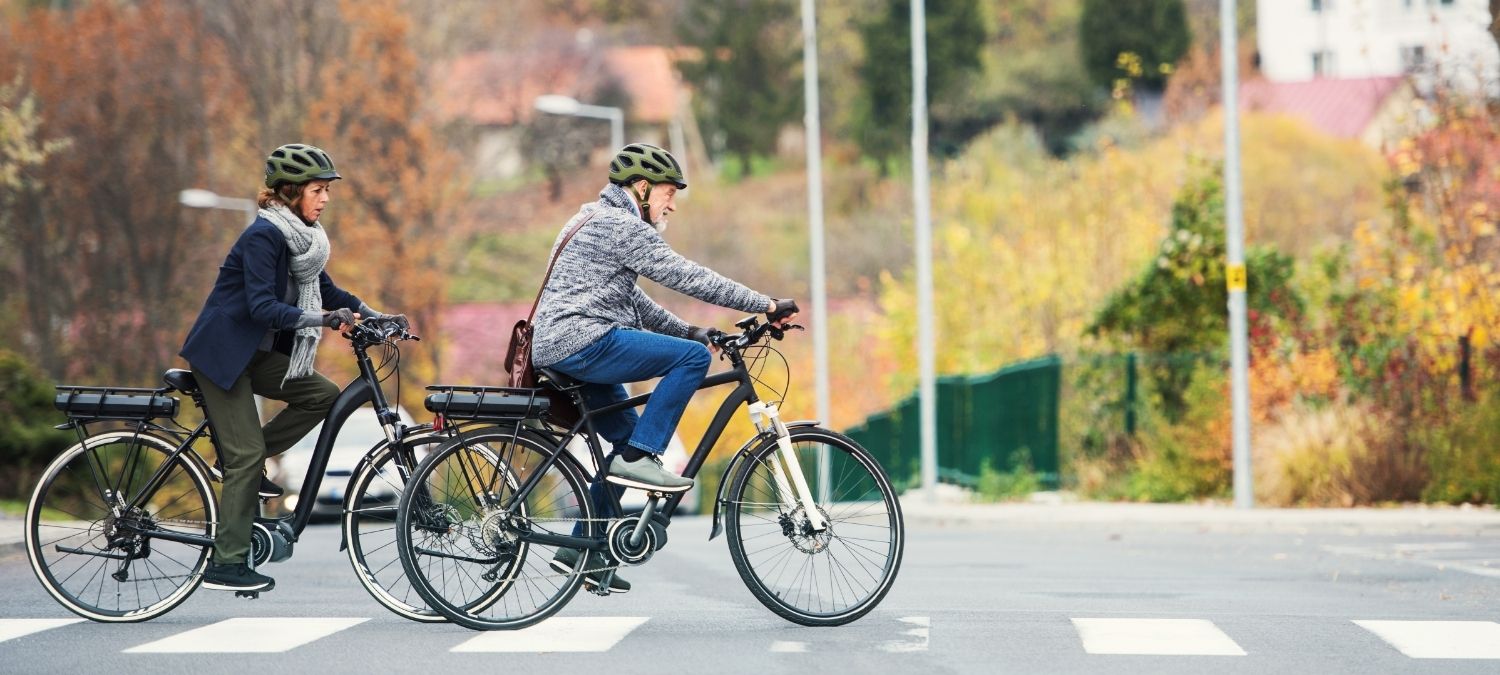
[912,0,937,502]
[801,0,832,503]
[608,108,624,152]
[1221,0,1253,508]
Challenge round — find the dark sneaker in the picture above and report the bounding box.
[258,474,284,499]
[202,562,275,592]
[550,548,630,594]
[207,462,283,500]
[605,454,693,493]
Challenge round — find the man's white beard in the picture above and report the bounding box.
[653,218,668,234]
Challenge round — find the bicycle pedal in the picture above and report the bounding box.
[234,590,260,600]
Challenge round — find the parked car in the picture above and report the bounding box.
[270,406,415,522]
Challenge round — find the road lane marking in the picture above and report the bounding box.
[1072,618,1246,656]
[123,617,367,653]
[451,617,648,653]
[770,640,808,652]
[1324,543,1500,579]
[879,616,930,653]
[0,619,83,644]
[1354,620,1500,659]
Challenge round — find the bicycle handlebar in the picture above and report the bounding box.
[708,316,803,353]
[344,316,420,347]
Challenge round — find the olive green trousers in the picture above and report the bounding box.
[197,350,339,565]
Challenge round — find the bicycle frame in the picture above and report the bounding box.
[89,329,417,550]
[503,354,826,553]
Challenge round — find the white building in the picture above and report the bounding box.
[1258,0,1499,86]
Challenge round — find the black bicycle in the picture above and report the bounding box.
[24,317,451,622]
[394,316,905,630]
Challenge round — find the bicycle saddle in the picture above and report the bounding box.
[537,367,585,390]
[162,369,200,395]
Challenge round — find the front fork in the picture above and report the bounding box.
[748,402,827,532]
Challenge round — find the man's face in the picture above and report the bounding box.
[635,181,678,228]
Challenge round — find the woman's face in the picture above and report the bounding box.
[297,179,333,223]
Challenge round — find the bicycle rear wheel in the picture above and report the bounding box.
[26,431,217,622]
[342,428,450,622]
[396,426,595,631]
[724,426,904,626]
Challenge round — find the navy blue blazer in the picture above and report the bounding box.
[180,217,362,390]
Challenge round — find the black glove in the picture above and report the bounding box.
[323,308,356,329]
[768,299,800,324]
[688,325,712,346]
[384,313,410,331]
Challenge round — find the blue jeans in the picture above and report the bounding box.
[550,327,711,456]
[550,328,711,528]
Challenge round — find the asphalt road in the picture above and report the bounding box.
[2,514,1498,674]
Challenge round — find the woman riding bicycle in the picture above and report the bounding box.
[179,144,406,593]
[531,143,797,593]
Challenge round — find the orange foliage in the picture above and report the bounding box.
[303,0,467,412]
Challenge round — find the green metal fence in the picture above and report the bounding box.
[844,355,1062,489]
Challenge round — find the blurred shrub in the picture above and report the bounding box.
[974,449,1042,502]
[0,349,71,499]
[1419,390,1500,504]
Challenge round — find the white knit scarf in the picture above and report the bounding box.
[260,204,331,385]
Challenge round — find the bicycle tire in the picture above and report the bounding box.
[342,428,450,623]
[396,426,594,631]
[25,431,217,622]
[724,426,905,626]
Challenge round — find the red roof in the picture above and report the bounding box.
[437,45,684,127]
[1239,76,1405,139]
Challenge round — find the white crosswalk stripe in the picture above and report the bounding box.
[0,619,83,644]
[1354,620,1500,659]
[879,616,930,653]
[1072,618,1247,656]
[123,617,367,653]
[450,617,648,653]
[769,640,809,653]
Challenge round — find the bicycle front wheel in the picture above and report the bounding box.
[342,427,449,622]
[26,431,217,622]
[724,426,904,626]
[396,426,594,631]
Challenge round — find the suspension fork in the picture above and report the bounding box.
[748,402,827,532]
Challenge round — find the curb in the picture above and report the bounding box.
[899,502,1500,534]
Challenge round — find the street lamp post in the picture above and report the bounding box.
[534,94,625,151]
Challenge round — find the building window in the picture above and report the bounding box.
[1400,45,1426,70]
[1312,50,1335,77]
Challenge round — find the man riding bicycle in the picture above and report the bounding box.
[531,143,798,593]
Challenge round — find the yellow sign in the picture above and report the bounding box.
[1226,263,1247,293]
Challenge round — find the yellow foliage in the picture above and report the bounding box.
[875,112,1388,393]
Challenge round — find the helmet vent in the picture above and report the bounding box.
[619,155,635,168]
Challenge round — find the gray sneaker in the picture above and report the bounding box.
[605,454,694,493]
[550,548,630,594]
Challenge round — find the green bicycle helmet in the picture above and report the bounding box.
[609,143,686,189]
[264,143,341,188]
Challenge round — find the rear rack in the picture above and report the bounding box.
[424,385,550,422]
[54,385,179,422]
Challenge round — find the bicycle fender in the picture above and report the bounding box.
[709,420,820,541]
[337,424,439,552]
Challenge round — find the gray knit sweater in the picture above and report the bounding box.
[531,184,773,367]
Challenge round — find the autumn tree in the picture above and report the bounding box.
[1078,0,1190,91]
[303,0,466,411]
[0,0,245,383]
[676,0,802,176]
[854,0,986,169]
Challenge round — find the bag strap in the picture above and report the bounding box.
[527,212,597,322]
